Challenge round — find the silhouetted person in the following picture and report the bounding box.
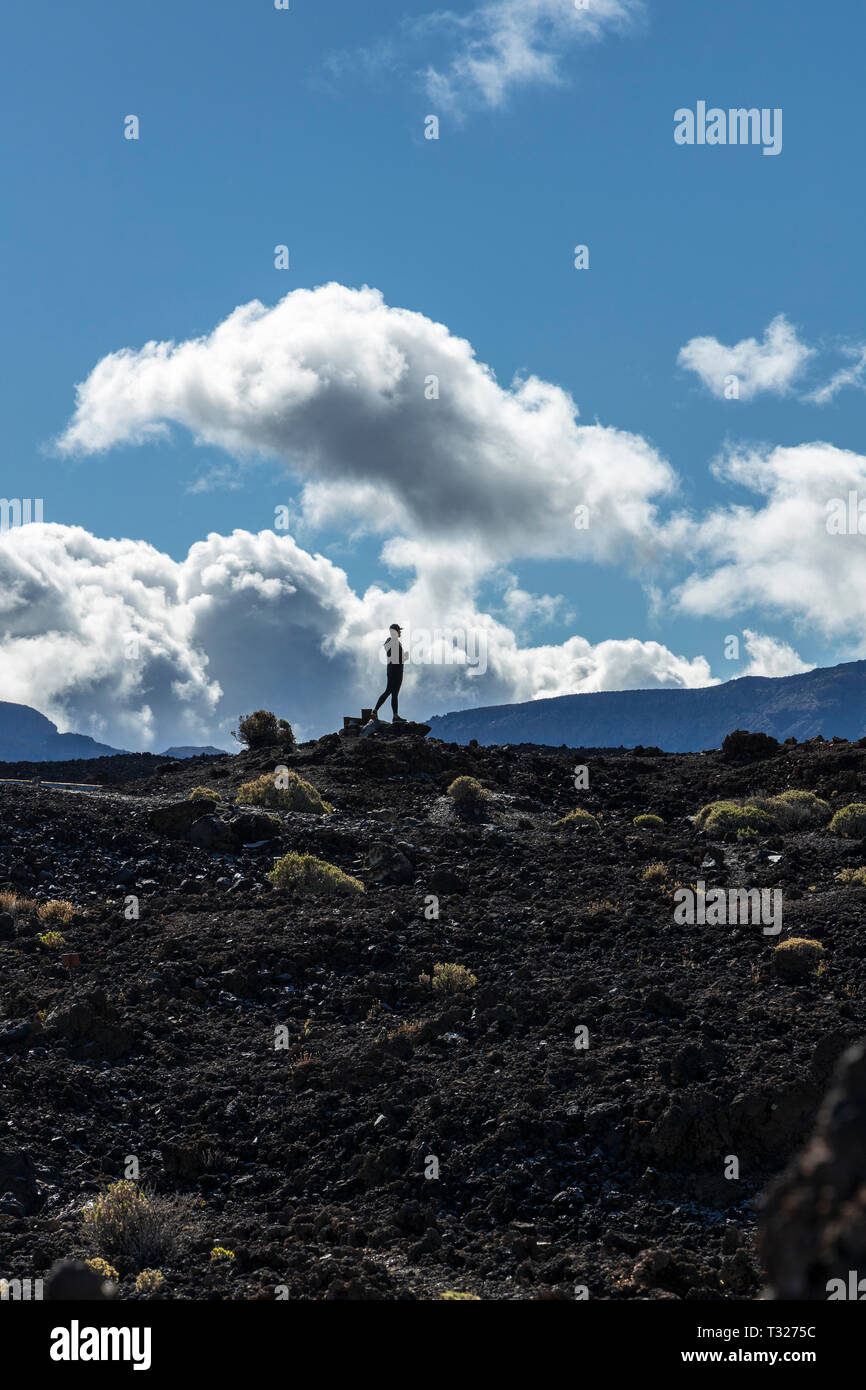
[365,624,406,725]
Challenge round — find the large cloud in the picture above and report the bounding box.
[45,285,866,746]
[0,525,219,749]
[57,283,675,577]
[0,523,715,750]
[667,441,866,644]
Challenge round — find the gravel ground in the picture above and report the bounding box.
[1,730,865,1299]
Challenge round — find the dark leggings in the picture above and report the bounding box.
[374,669,403,716]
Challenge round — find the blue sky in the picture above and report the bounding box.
[1,0,865,747]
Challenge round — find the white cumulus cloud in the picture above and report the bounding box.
[667,440,866,645]
[419,0,645,112]
[739,629,814,679]
[40,285,866,749]
[0,523,716,749]
[677,314,813,401]
[57,282,676,578]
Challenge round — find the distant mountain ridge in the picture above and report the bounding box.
[427,660,866,752]
[0,702,127,761]
[161,746,229,759]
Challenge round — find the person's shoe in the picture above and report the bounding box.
[361,715,380,730]
[392,714,408,724]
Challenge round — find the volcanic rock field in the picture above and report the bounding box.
[2,728,866,1300]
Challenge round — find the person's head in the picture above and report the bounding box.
[389,623,402,636]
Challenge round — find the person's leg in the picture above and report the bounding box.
[389,670,404,719]
[372,688,389,715]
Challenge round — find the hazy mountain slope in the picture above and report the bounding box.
[427,660,866,751]
[161,746,229,759]
[0,702,126,761]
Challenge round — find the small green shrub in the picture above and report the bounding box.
[86,1257,118,1282]
[773,937,825,980]
[232,710,295,749]
[698,790,830,836]
[189,785,220,801]
[210,1246,235,1262]
[236,771,332,814]
[830,804,866,838]
[441,1291,481,1300]
[839,865,866,885]
[38,931,65,948]
[765,789,831,828]
[269,852,364,897]
[82,1181,185,1268]
[776,936,824,954]
[447,776,489,808]
[694,800,775,835]
[633,813,664,828]
[419,962,477,995]
[555,807,600,830]
[135,1269,164,1293]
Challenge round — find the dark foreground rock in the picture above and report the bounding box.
[0,1148,41,1216]
[46,1259,115,1300]
[148,800,217,836]
[354,720,431,742]
[759,1043,866,1299]
[721,729,781,762]
[0,730,865,1299]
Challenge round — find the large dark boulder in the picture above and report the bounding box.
[720,729,780,762]
[46,1259,115,1300]
[368,843,414,885]
[759,1043,866,1298]
[148,800,216,836]
[230,811,281,843]
[188,815,242,853]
